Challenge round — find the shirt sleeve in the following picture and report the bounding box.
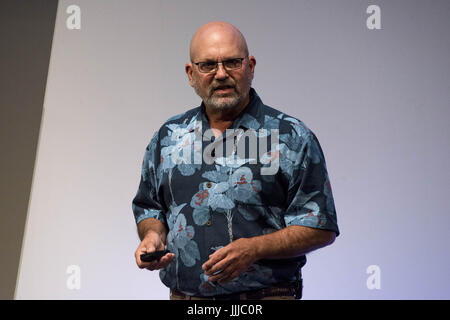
[132,131,167,226]
[283,131,340,236]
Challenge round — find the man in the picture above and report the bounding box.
[132,21,339,300]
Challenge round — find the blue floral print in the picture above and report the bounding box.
[132,88,339,296]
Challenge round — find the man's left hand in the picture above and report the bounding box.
[202,238,259,284]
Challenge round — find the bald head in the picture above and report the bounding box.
[189,21,249,62]
[185,21,256,118]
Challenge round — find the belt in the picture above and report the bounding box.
[171,283,299,300]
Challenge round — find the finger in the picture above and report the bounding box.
[136,249,159,269]
[139,260,155,269]
[156,253,175,268]
[205,256,232,276]
[135,243,157,264]
[144,258,162,270]
[216,264,244,284]
[207,261,236,282]
[202,249,227,271]
[218,269,241,284]
[208,265,236,283]
[146,253,175,270]
[202,256,216,271]
[154,253,175,267]
[138,240,157,252]
[136,252,151,269]
[144,244,157,253]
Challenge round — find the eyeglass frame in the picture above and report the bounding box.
[192,56,248,74]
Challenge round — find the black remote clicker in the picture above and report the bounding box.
[140,250,171,262]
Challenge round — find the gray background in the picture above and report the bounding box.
[9,0,450,299]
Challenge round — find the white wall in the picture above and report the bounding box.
[16,0,450,299]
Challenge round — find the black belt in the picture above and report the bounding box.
[171,283,301,300]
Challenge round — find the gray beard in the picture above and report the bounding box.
[194,82,252,114]
[204,92,243,113]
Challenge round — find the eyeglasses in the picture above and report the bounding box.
[193,57,247,73]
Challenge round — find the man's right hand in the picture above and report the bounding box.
[135,231,175,271]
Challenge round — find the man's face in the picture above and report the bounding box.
[186,30,256,113]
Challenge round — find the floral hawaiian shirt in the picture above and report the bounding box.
[132,88,339,296]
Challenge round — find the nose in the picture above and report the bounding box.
[214,62,229,80]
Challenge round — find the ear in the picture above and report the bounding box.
[248,55,256,76]
[185,63,194,87]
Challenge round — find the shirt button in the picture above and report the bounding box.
[206,220,212,226]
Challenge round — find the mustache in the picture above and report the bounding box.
[211,82,236,91]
